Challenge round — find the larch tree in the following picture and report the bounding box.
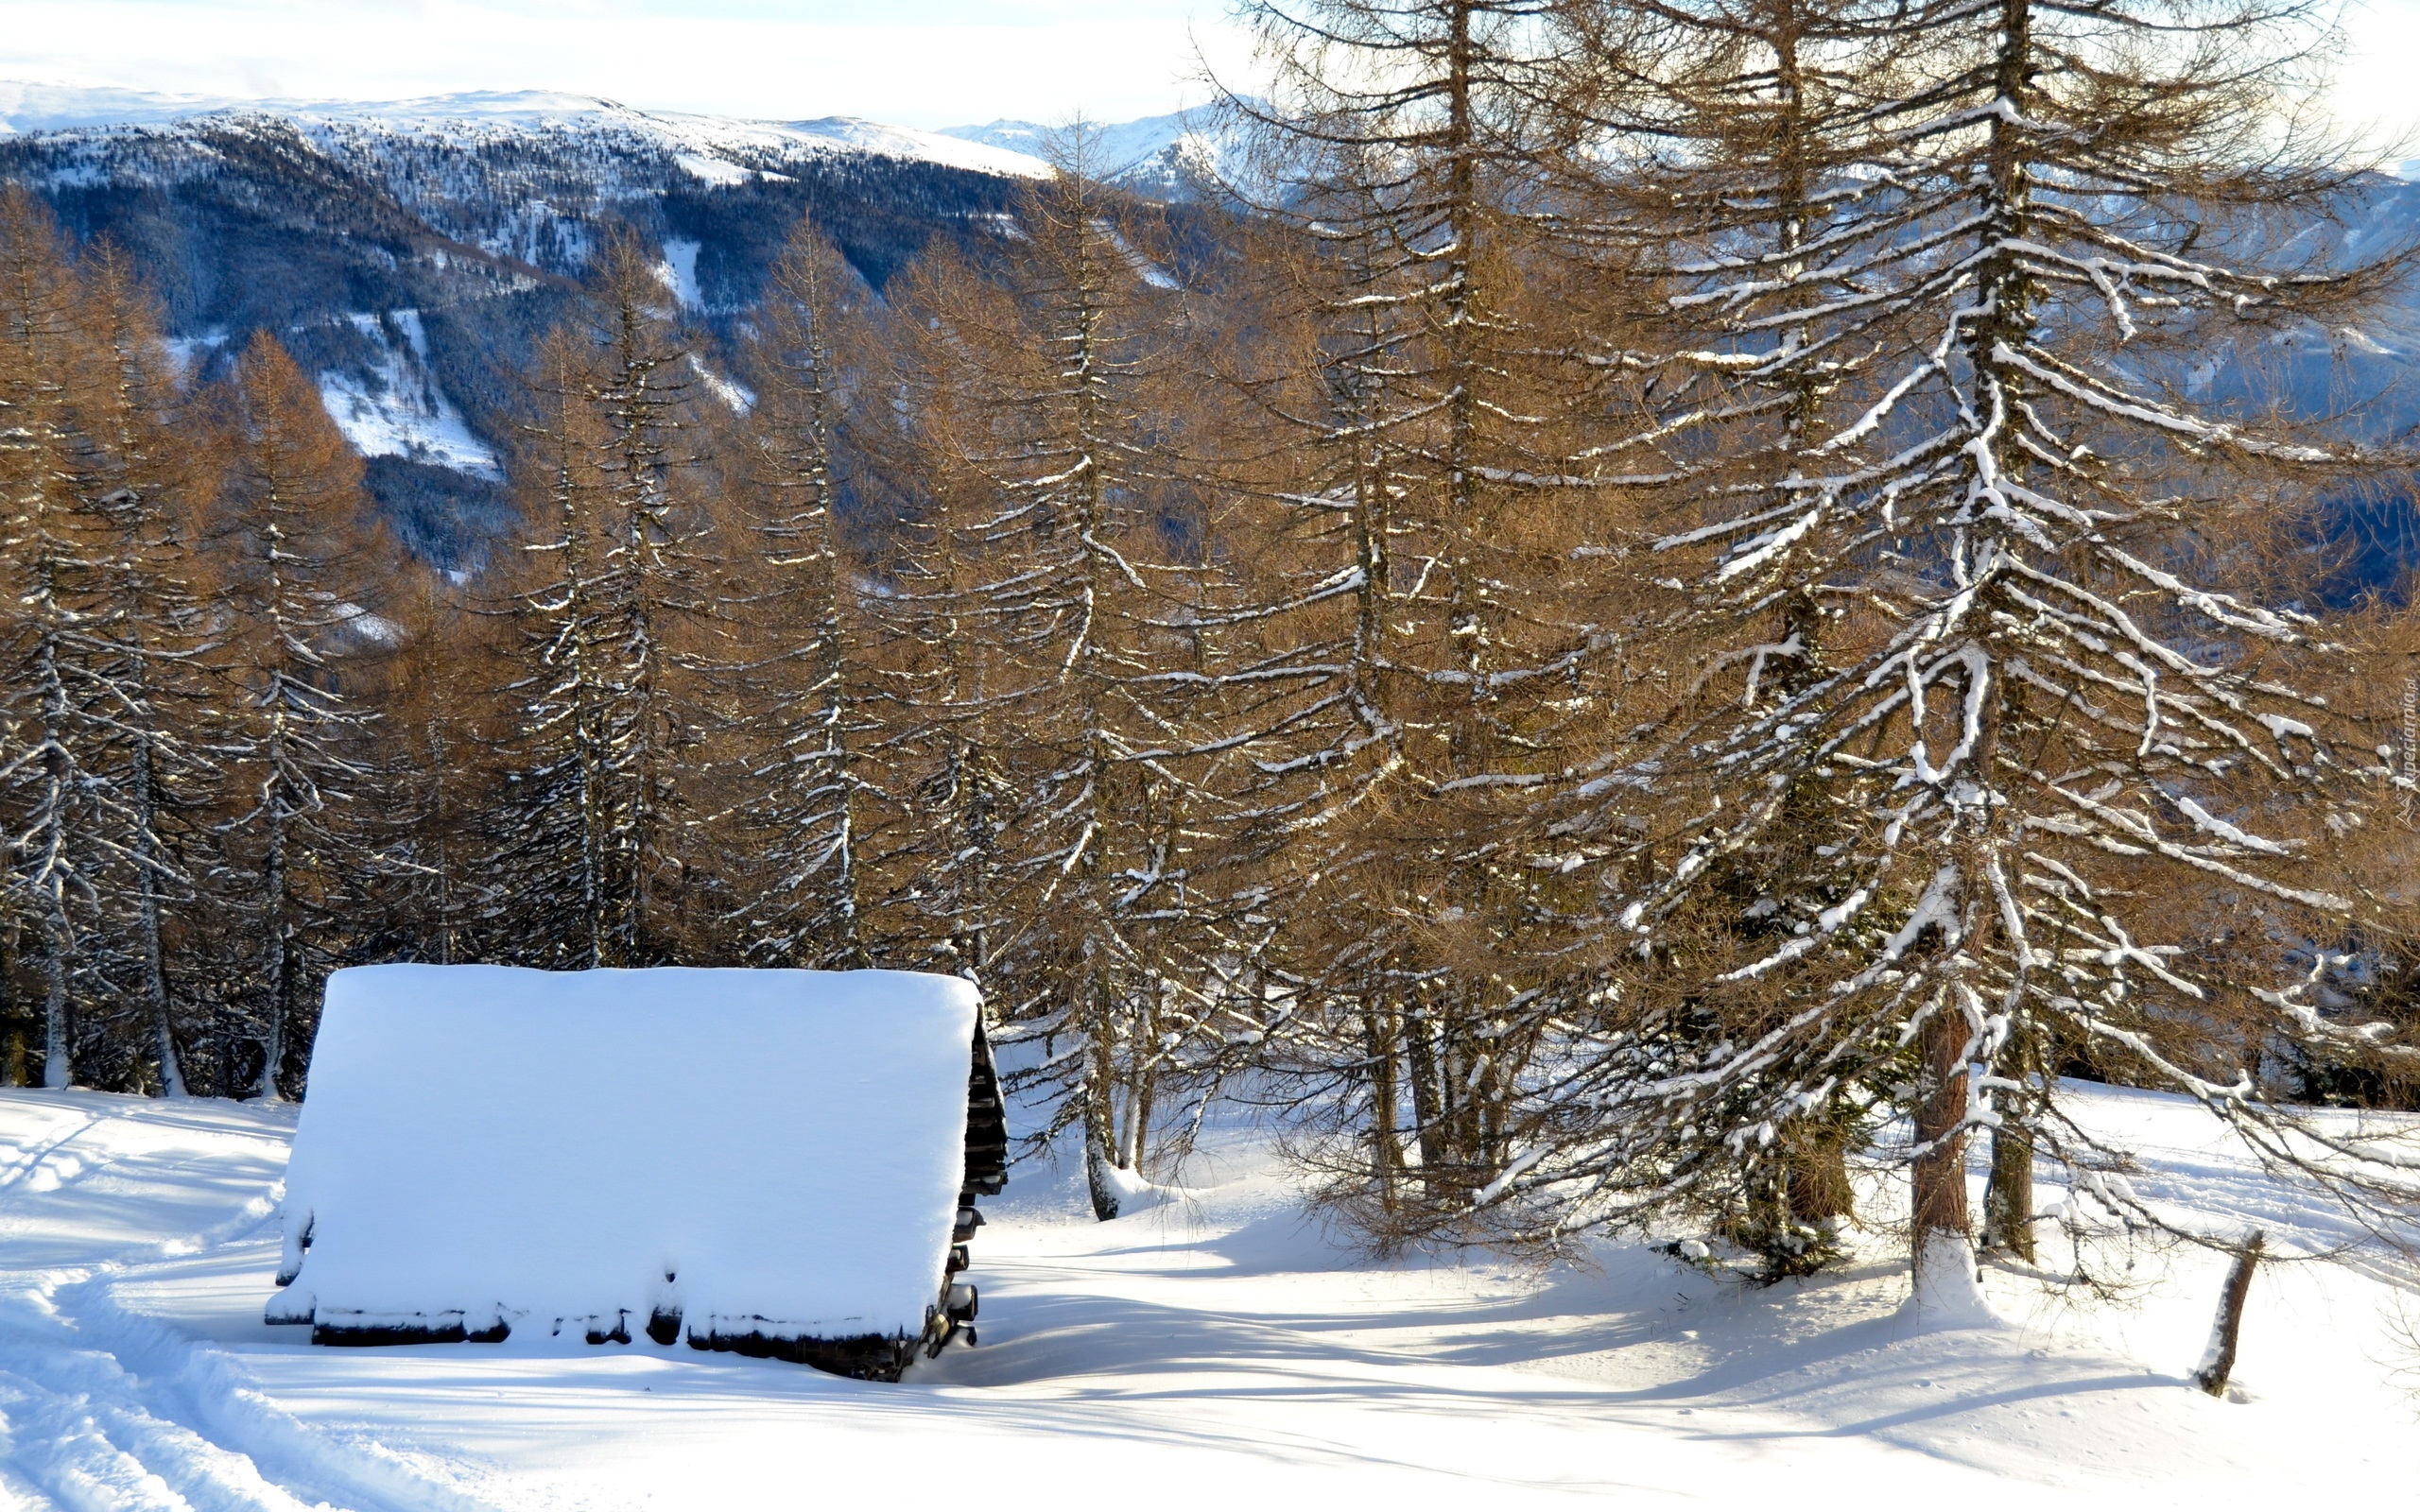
[1470,0,2420,1304]
[0,188,112,1089]
[581,233,721,965]
[995,148,1236,1215]
[491,327,619,969]
[844,247,1017,989]
[65,241,219,1096]
[1187,209,1435,1218]
[206,333,391,1102]
[1218,0,1659,1229]
[1505,0,1924,1273]
[871,146,1231,1216]
[383,569,509,970]
[494,234,721,968]
[727,220,879,969]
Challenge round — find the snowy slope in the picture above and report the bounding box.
[0,81,1064,559]
[0,1078,2412,1509]
[0,86,1049,279]
[316,312,503,479]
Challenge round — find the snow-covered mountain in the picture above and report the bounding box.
[942,104,1245,199]
[2,85,1052,277]
[9,81,2416,583]
[0,83,1070,563]
[0,83,1049,179]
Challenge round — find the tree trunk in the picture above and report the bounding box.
[139,890,182,1096]
[1125,986,1156,1175]
[1369,1001,1400,1212]
[1084,1123,1123,1222]
[1910,995,1980,1314]
[38,904,69,1090]
[1084,978,1123,1220]
[1406,999,1446,1180]
[258,801,288,1102]
[2192,1232,2264,1397]
[258,927,289,1104]
[136,815,183,1097]
[1787,1125,1853,1225]
[0,910,20,1087]
[1983,1120,2036,1261]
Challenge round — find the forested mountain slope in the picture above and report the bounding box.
[0,88,1052,562]
[8,83,2419,581]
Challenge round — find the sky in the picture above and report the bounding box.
[0,0,1258,130]
[0,0,2417,147]
[2333,1,2420,162]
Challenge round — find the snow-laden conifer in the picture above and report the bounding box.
[1472,0,2420,1299]
[63,243,220,1095]
[491,236,721,968]
[0,189,119,1088]
[724,221,880,968]
[1215,0,1664,1228]
[206,335,392,1100]
[488,329,616,968]
[866,139,1238,1214]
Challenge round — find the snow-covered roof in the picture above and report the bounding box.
[276,965,980,1347]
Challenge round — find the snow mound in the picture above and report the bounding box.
[1093,1155,1200,1215]
[1908,1231,2001,1329]
[275,965,978,1348]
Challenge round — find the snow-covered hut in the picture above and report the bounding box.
[266,964,1009,1380]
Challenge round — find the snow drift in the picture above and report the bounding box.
[271,965,979,1360]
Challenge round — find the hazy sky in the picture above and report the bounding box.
[0,0,2417,147]
[0,0,1256,129]
[2328,2,2420,161]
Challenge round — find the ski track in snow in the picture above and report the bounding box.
[0,1084,2413,1509]
[0,1096,497,1512]
[0,1276,472,1512]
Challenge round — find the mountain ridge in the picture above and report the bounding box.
[941,103,1247,199]
[0,83,1053,180]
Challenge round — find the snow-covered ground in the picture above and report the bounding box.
[0,1081,2411,1510]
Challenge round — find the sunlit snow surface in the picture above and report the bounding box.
[0,1078,2412,1509]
